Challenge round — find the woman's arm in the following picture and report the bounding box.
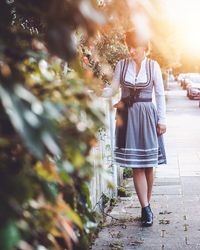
[101,61,121,98]
[153,61,166,134]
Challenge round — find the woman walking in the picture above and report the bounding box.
[101,30,167,227]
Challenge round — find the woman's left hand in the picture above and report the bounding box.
[157,124,166,135]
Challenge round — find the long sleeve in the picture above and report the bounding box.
[101,61,121,98]
[153,61,166,125]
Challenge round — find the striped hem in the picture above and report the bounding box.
[115,159,158,167]
[114,147,158,152]
[115,156,158,162]
[114,158,166,166]
[117,163,158,168]
[114,148,167,167]
[115,152,158,157]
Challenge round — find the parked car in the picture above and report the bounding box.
[182,73,200,90]
[187,78,200,99]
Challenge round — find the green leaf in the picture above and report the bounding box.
[0,85,61,159]
[0,220,20,250]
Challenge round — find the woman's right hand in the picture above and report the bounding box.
[156,124,166,135]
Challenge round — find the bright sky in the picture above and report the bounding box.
[165,0,200,55]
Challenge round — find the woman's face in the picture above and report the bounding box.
[127,45,146,61]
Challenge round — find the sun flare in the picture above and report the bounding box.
[167,0,200,55]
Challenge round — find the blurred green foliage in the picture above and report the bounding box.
[0,0,106,249]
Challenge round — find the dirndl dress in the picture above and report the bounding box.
[114,58,167,168]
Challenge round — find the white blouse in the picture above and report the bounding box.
[102,57,166,125]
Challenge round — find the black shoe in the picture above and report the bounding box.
[141,204,151,221]
[141,205,153,227]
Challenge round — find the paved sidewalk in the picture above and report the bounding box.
[91,82,200,250]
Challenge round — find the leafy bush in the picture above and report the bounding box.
[123,168,133,179]
[0,1,106,249]
[117,186,131,197]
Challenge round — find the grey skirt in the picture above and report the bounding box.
[114,101,167,168]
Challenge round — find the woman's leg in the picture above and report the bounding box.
[145,167,154,203]
[132,168,148,208]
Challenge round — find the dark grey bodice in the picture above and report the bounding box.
[120,58,154,99]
